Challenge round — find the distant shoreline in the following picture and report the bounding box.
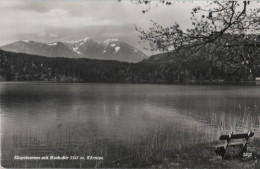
[0,80,259,86]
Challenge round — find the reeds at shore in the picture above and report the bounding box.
[2,105,259,168]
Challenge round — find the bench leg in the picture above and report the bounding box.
[241,144,247,155]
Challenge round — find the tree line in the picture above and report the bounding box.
[1,48,259,84]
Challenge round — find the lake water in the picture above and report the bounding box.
[1,82,260,167]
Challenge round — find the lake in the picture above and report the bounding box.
[1,82,260,167]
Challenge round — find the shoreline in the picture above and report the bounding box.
[0,80,259,86]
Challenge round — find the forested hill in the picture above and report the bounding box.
[0,48,259,83]
[0,49,167,83]
[142,34,260,82]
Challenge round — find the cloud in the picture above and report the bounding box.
[0,0,217,55]
[48,33,58,38]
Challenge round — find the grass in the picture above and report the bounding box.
[1,105,260,168]
[146,138,260,169]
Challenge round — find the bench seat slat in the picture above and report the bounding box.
[228,142,244,146]
[216,142,244,148]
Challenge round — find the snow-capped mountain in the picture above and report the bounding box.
[0,38,147,62]
[64,38,147,62]
[64,38,104,58]
[0,40,79,58]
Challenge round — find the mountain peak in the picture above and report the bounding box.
[19,40,46,45]
[47,42,58,46]
[70,37,92,44]
[21,40,31,43]
[0,38,148,62]
[104,39,119,46]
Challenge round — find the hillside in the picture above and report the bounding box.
[0,49,163,83]
[142,34,260,82]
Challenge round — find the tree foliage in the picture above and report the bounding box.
[136,1,260,51]
[135,1,260,77]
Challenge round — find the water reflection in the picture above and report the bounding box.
[1,82,260,167]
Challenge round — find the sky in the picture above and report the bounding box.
[0,0,204,55]
[1,0,258,55]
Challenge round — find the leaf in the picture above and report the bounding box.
[209,12,212,18]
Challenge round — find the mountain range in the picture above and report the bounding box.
[0,38,147,63]
[1,33,259,83]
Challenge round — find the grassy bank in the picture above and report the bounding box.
[2,129,260,168]
[134,138,260,169]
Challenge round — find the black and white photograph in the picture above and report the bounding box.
[1,0,260,168]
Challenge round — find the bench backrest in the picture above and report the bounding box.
[219,131,254,141]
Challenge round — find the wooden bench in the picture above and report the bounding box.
[214,130,254,159]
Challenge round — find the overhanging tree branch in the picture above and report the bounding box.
[136,1,260,52]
